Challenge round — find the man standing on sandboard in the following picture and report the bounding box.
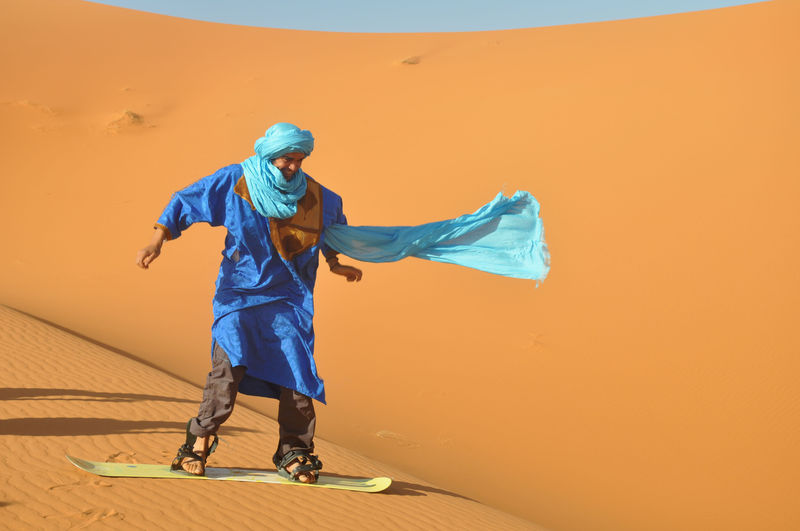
[136,122,362,483]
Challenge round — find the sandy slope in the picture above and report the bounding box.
[0,305,542,530]
[1,0,798,529]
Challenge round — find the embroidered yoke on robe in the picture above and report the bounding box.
[155,164,347,403]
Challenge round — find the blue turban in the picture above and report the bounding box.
[254,122,315,160]
[241,123,315,219]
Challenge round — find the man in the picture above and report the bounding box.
[136,123,362,483]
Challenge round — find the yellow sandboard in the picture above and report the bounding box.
[66,455,391,493]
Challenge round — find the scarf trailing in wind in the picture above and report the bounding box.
[241,122,315,219]
[242,123,549,282]
[324,190,550,282]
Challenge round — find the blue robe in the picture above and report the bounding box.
[155,164,346,403]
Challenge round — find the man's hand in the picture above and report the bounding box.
[330,263,363,282]
[136,227,167,269]
[136,244,162,269]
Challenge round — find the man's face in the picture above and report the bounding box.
[271,152,306,180]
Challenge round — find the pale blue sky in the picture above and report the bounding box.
[85,0,766,32]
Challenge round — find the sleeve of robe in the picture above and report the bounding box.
[154,167,235,240]
[321,194,347,258]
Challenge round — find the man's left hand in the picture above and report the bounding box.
[330,263,363,282]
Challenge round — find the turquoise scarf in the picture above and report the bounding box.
[241,123,315,219]
[323,191,550,282]
[242,124,549,282]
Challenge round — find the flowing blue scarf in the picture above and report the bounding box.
[243,123,549,282]
[324,190,550,282]
[241,123,315,219]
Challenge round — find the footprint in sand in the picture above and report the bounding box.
[45,507,123,528]
[105,451,137,463]
[4,99,61,132]
[7,99,56,115]
[106,109,148,134]
[49,477,112,491]
[376,430,421,448]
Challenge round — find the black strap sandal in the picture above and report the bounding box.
[170,419,219,475]
[273,449,323,482]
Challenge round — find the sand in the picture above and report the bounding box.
[1,0,798,529]
[0,305,541,529]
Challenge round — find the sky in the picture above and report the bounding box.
[85,0,766,33]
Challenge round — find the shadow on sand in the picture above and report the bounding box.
[0,418,258,437]
[380,479,475,501]
[186,468,474,502]
[313,473,473,501]
[0,388,195,403]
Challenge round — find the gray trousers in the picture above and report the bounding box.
[189,342,316,459]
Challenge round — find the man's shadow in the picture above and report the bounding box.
[0,388,195,403]
[0,418,257,437]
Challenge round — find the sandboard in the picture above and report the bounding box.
[66,455,391,493]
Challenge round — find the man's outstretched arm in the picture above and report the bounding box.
[136,167,236,270]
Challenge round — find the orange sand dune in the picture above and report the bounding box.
[0,306,541,529]
[1,0,799,529]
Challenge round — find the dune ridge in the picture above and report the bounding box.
[0,305,542,529]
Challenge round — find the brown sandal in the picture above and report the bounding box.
[170,419,218,476]
[273,449,322,483]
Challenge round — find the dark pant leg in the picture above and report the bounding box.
[190,342,246,437]
[276,386,316,458]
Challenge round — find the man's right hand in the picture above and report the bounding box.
[136,244,161,269]
[136,227,167,269]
